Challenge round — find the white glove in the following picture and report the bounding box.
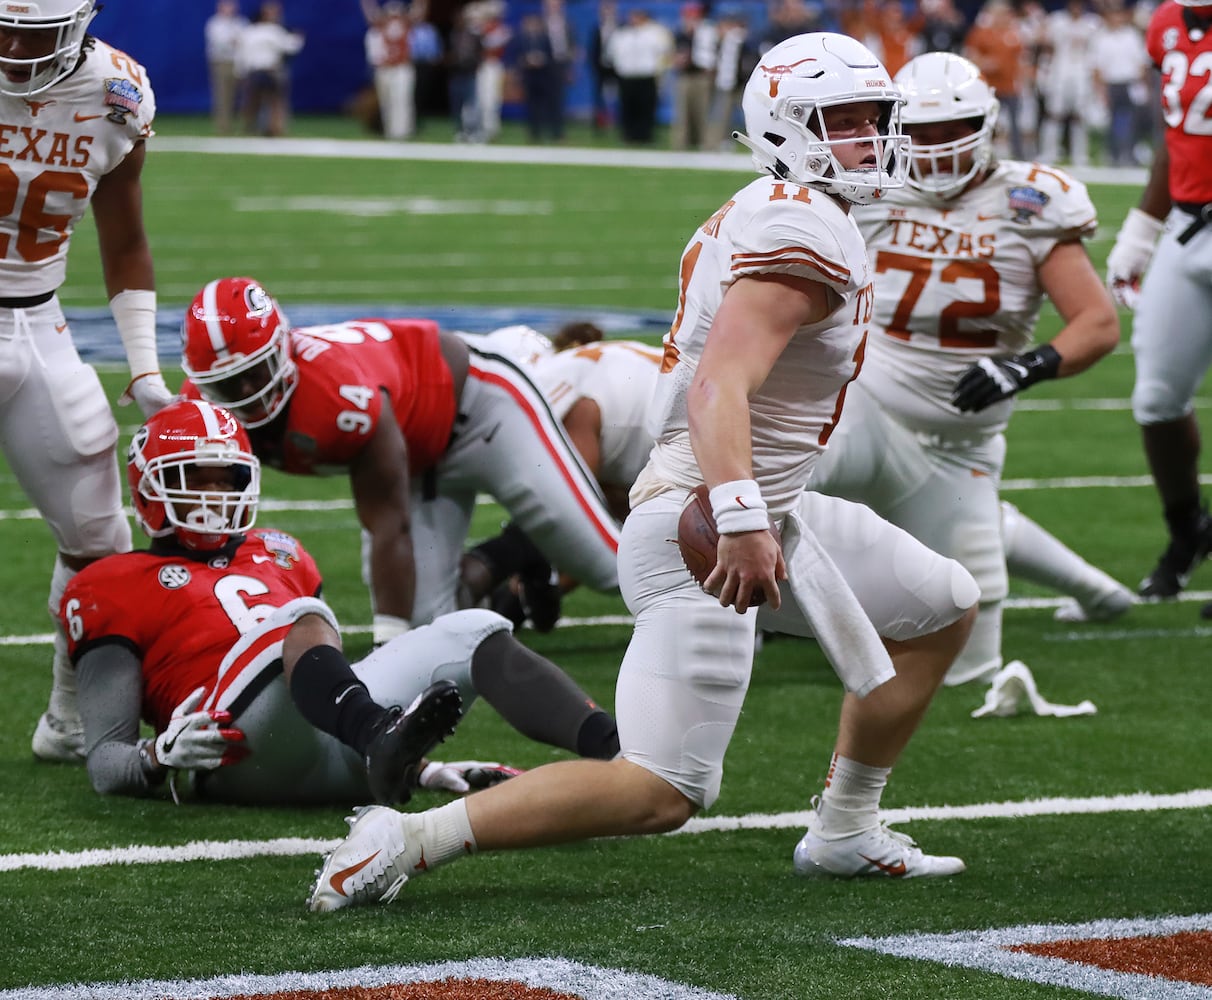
[1106,207,1165,309]
[119,372,176,418]
[418,759,523,794]
[151,687,246,771]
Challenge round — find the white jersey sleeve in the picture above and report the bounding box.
[0,39,155,296]
[534,340,662,489]
[851,161,1096,435]
[633,176,872,517]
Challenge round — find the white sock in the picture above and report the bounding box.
[417,799,478,870]
[1002,501,1124,607]
[47,557,79,719]
[816,753,890,838]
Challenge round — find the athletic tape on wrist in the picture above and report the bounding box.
[110,289,159,378]
[709,479,770,535]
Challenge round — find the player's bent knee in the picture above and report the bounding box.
[1132,381,1193,426]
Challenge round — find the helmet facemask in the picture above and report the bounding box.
[185,331,298,429]
[128,400,262,552]
[895,52,1000,201]
[0,0,96,98]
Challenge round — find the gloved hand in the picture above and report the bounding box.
[151,687,246,771]
[1106,207,1165,309]
[418,759,523,794]
[951,345,1061,413]
[120,372,176,418]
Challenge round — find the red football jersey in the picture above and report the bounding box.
[182,318,457,476]
[61,530,323,733]
[1147,1,1212,203]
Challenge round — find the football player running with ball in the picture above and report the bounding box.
[809,52,1124,689]
[62,400,621,804]
[1105,0,1212,610]
[0,0,176,763]
[308,34,981,913]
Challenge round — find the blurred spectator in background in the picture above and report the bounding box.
[542,0,576,140]
[408,0,444,133]
[237,1,304,137]
[874,1,924,76]
[362,0,414,140]
[671,1,717,150]
[512,12,561,141]
[447,5,483,141]
[588,0,620,133]
[608,8,673,144]
[205,0,247,134]
[915,0,967,54]
[759,0,819,50]
[474,1,511,142]
[1090,1,1149,166]
[706,9,753,150]
[1038,0,1101,166]
[965,0,1029,158]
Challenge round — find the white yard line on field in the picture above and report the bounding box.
[1,788,1208,873]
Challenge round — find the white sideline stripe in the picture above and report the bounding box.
[9,469,1212,524]
[152,136,1150,187]
[8,597,1212,646]
[2,789,1209,873]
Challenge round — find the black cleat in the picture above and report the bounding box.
[518,573,562,633]
[1138,513,1212,598]
[365,680,463,805]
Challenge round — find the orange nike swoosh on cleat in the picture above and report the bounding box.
[414,847,428,873]
[55,323,68,333]
[329,851,380,896]
[74,112,104,122]
[859,854,907,876]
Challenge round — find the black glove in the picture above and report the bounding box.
[951,345,1061,413]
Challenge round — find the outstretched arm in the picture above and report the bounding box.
[350,391,417,638]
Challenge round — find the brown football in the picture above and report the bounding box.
[676,484,780,605]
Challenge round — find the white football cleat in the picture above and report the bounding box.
[31,710,85,763]
[308,805,426,912]
[793,821,965,879]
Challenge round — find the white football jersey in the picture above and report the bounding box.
[0,39,155,295]
[532,339,662,489]
[633,175,871,517]
[851,160,1096,435]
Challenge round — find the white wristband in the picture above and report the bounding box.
[1121,207,1165,245]
[708,479,769,534]
[110,288,159,378]
[373,613,411,645]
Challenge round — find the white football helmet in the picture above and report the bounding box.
[0,0,97,98]
[481,324,555,369]
[736,32,908,205]
[896,52,999,200]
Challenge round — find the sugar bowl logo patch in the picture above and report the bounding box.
[103,77,142,124]
[258,530,300,569]
[1007,186,1049,223]
[157,565,191,590]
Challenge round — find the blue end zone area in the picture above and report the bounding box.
[68,303,672,364]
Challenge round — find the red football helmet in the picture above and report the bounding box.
[180,277,297,428]
[127,399,261,551]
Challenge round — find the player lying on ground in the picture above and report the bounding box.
[63,400,619,804]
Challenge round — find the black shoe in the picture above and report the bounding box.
[519,573,562,633]
[1138,512,1212,598]
[490,574,562,633]
[365,680,463,805]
